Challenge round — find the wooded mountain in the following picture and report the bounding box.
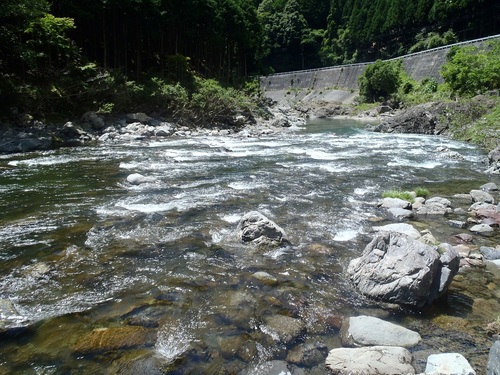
[1,0,498,115]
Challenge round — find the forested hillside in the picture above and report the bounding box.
[1,0,499,117]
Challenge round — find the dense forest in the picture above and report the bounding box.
[1,0,499,117]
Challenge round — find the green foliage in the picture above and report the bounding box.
[148,78,189,118]
[382,189,415,203]
[409,30,457,53]
[358,59,404,102]
[441,41,500,96]
[190,78,254,126]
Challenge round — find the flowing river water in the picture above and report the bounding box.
[0,118,499,374]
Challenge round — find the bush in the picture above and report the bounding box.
[441,40,500,96]
[189,78,254,126]
[358,59,404,102]
[148,78,189,118]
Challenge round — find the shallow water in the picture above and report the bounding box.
[0,118,498,374]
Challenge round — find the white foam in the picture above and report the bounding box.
[221,214,242,223]
[333,229,359,242]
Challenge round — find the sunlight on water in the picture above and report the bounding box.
[0,117,496,373]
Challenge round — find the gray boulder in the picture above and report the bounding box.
[325,346,415,375]
[372,223,421,239]
[81,111,105,130]
[347,232,459,307]
[487,146,500,174]
[425,353,475,375]
[487,340,500,375]
[470,189,495,204]
[387,207,414,220]
[480,246,500,260]
[470,224,494,236]
[341,316,421,348]
[481,182,498,191]
[378,197,412,210]
[236,211,288,247]
[417,197,452,215]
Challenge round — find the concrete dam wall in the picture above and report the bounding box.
[260,35,500,104]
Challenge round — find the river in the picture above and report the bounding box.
[0,118,498,374]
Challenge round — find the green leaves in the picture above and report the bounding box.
[441,41,500,96]
[358,59,404,101]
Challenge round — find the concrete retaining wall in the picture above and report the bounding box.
[260,35,500,94]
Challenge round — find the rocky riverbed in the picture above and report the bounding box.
[1,99,500,374]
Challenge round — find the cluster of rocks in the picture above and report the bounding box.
[233,180,499,374]
[0,107,307,154]
[327,315,476,374]
[376,182,499,268]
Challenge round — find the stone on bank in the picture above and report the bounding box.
[340,315,421,348]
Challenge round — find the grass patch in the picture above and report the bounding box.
[452,100,500,150]
[382,189,415,203]
[415,187,430,199]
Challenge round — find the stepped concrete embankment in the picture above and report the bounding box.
[260,35,500,105]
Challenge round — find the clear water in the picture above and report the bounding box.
[0,118,498,374]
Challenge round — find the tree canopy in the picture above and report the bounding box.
[1,0,499,116]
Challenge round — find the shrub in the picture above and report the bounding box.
[148,77,189,118]
[441,40,500,96]
[189,78,253,126]
[358,59,404,102]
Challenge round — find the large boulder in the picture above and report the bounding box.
[347,232,459,307]
[236,211,288,247]
[325,346,415,374]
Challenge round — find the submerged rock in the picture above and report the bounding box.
[425,353,476,375]
[261,314,305,344]
[347,232,459,307]
[72,326,156,354]
[340,315,421,348]
[286,342,328,367]
[236,211,288,247]
[325,346,415,374]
